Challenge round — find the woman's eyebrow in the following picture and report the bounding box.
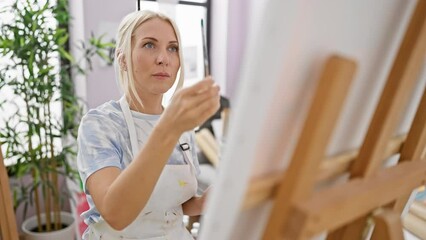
[142,37,158,41]
[141,37,177,44]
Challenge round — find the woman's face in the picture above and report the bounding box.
[131,18,180,96]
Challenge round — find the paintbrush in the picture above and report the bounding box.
[201,19,210,77]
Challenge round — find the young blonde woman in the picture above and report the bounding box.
[77,10,220,240]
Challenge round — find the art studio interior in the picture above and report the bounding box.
[1,0,426,239]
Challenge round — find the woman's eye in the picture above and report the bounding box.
[143,42,154,49]
[168,46,178,52]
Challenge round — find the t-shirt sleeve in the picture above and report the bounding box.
[77,113,123,194]
[189,131,201,176]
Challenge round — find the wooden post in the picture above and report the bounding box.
[195,129,220,167]
[371,210,404,240]
[0,145,19,240]
[391,85,426,212]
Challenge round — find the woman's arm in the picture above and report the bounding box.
[182,188,210,216]
[86,122,180,230]
[86,78,220,230]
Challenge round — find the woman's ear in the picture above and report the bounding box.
[116,48,127,71]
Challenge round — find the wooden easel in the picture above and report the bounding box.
[240,1,426,239]
[195,105,231,168]
[0,144,19,240]
[195,128,220,167]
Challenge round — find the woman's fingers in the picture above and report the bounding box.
[183,84,220,110]
[183,77,215,96]
[187,92,220,124]
[163,77,220,133]
[172,76,219,111]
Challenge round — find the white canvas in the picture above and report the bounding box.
[199,0,426,239]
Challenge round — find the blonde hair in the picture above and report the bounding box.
[115,10,185,108]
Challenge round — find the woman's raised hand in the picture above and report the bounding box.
[159,76,220,135]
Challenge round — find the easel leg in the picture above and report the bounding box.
[371,210,404,240]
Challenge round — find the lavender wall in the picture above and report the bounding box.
[82,1,135,108]
[70,0,134,109]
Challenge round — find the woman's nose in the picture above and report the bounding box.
[156,50,169,66]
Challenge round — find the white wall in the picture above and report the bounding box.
[211,0,229,96]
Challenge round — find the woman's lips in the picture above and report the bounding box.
[152,72,170,78]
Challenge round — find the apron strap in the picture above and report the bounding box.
[179,135,196,176]
[119,96,139,158]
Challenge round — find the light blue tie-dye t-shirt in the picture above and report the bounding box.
[77,100,200,225]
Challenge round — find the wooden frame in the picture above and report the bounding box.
[242,134,407,210]
[261,54,358,240]
[0,144,19,240]
[327,0,426,238]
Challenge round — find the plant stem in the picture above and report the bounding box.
[31,169,42,232]
[42,101,52,232]
[23,87,42,232]
[47,102,61,229]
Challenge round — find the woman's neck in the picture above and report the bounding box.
[126,94,163,115]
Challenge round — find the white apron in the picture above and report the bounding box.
[86,97,197,240]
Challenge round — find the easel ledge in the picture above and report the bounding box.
[243,134,406,210]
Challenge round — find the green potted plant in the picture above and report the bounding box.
[0,0,113,239]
